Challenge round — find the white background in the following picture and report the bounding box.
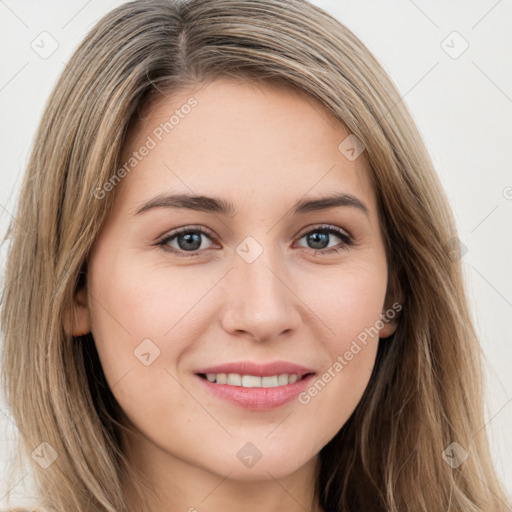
[1,0,511,507]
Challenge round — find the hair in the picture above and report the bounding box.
[1,0,510,510]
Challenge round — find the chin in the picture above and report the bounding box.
[201,442,318,482]
[219,459,311,482]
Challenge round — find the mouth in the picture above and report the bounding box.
[194,362,316,410]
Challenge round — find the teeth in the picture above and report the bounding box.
[216,373,227,384]
[261,375,278,387]
[203,373,303,387]
[227,373,241,386]
[242,375,261,387]
[277,374,288,386]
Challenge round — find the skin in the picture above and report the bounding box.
[69,79,398,512]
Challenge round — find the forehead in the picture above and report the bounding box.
[116,79,376,218]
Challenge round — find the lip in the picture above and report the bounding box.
[195,360,315,377]
[194,360,316,411]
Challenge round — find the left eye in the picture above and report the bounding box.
[295,226,352,253]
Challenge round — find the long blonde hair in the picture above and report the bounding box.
[1,0,509,510]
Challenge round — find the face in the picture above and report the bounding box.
[70,79,398,484]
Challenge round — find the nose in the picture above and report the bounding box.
[220,242,302,343]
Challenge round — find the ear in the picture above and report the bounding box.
[63,280,91,337]
[379,267,403,340]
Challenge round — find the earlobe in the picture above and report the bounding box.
[380,271,403,340]
[379,314,399,339]
[379,296,403,339]
[63,285,91,337]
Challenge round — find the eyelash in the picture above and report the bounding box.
[156,224,354,259]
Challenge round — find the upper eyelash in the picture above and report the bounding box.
[156,224,354,258]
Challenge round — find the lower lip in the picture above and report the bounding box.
[196,373,316,410]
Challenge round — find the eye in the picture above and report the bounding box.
[295,224,354,255]
[156,226,215,258]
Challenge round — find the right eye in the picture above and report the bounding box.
[156,226,217,257]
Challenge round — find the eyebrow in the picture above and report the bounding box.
[134,192,370,217]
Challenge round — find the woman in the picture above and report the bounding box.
[1,0,510,510]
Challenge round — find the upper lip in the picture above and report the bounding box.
[195,360,316,377]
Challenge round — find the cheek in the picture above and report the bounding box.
[300,258,388,347]
[86,251,219,402]
[88,252,202,344]
[86,256,198,430]
[293,261,386,432]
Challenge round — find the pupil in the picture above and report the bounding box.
[179,232,201,250]
[308,232,328,249]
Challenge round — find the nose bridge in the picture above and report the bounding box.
[236,233,288,302]
[221,233,300,340]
